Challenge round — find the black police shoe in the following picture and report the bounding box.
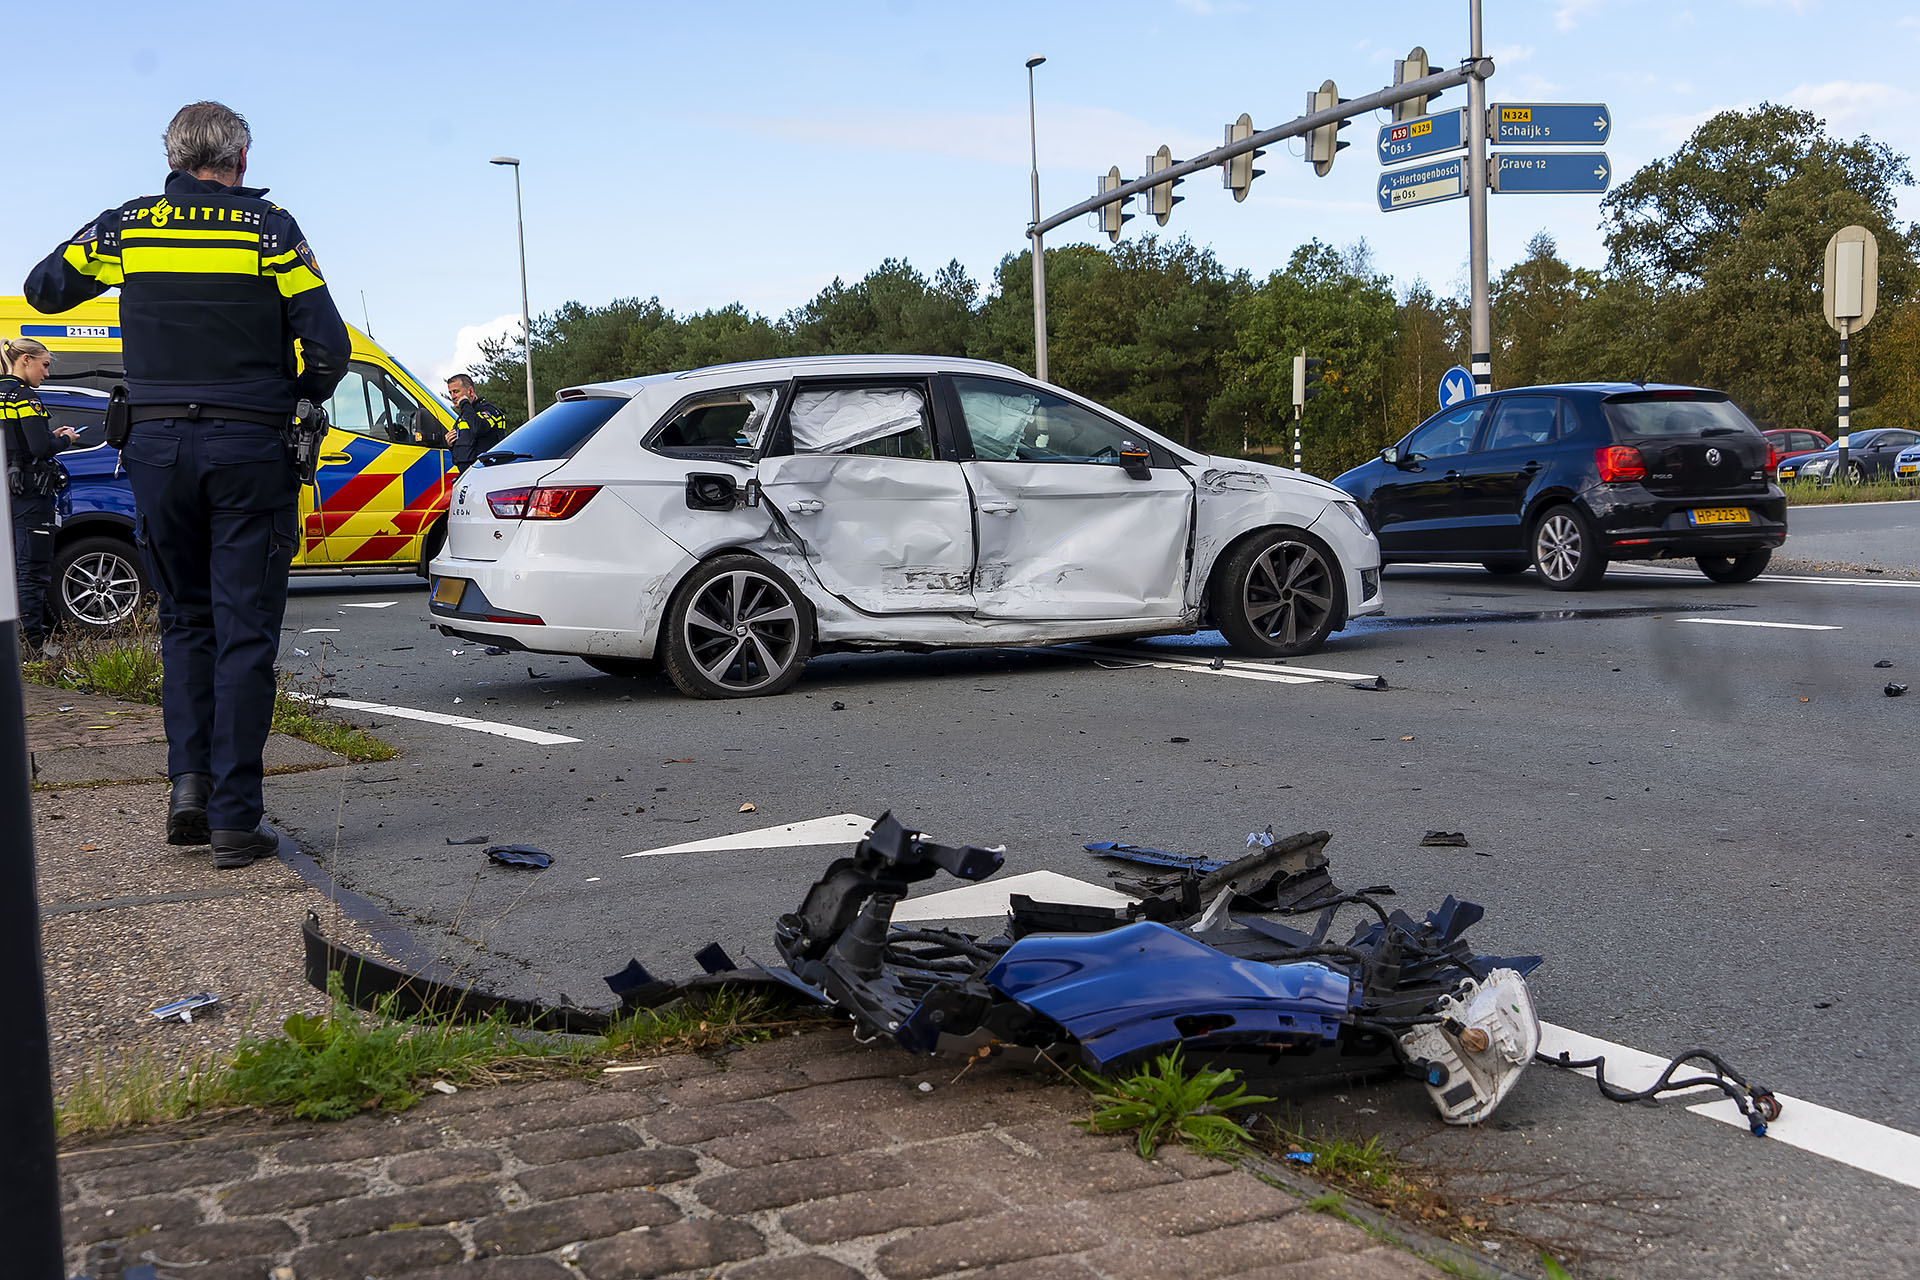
[167,772,213,846]
[210,825,279,870]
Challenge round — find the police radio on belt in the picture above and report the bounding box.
[289,399,328,481]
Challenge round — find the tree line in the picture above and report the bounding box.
[476,105,1919,478]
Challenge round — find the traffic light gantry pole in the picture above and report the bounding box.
[1028,60,1489,240]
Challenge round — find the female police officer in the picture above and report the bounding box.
[2,336,80,653]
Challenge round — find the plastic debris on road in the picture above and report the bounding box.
[1887,683,1909,697]
[486,845,552,869]
[446,835,489,845]
[1421,831,1472,848]
[151,992,219,1023]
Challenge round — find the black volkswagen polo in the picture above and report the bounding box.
[1333,384,1787,590]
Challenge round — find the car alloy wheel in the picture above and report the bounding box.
[1212,528,1342,658]
[664,555,813,698]
[1531,505,1606,591]
[58,541,145,627]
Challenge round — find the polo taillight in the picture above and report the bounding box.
[487,485,600,520]
[1596,446,1647,484]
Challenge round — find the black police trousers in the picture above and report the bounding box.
[122,419,297,832]
[9,491,55,646]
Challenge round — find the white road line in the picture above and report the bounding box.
[284,692,579,745]
[338,601,399,609]
[623,813,875,859]
[1676,618,1843,631]
[1612,565,1920,589]
[1073,645,1378,685]
[1541,1022,1920,1191]
[302,628,339,634]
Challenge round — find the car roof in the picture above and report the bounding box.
[559,354,1032,400]
[1489,381,1722,397]
[35,385,109,405]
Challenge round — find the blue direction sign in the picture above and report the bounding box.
[1438,366,1475,410]
[1493,103,1611,146]
[1492,152,1612,194]
[1377,108,1466,165]
[1377,156,1467,213]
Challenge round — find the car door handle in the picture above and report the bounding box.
[1442,470,1464,483]
[786,499,824,514]
[978,501,1019,515]
[1521,461,1543,473]
[319,453,352,465]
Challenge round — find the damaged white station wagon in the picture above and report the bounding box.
[428,356,1384,698]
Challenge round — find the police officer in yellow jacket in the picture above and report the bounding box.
[3,337,81,651]
[25,101,350,869]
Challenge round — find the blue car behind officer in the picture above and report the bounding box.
[25,100,350,869]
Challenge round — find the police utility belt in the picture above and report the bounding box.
[111,396,329,481]
[6,454,66,498]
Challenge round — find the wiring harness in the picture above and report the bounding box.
[1537,1046,1783,1136]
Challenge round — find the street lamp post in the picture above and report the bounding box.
[490,157,536,421]
[1025,55,1049,384]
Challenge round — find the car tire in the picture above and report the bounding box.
[662,555,814,699]
[52,535,148,629]
[1482,558,1529,576]
[1211,527,1344,658]
[1530,505,1607,591]
[1845,461,1865,483]
[1696,550,1771,584]
[581,655,662,679]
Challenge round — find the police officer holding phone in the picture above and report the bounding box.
[2,336,80,653]
[443,372,508,470]
[25,101,351,869]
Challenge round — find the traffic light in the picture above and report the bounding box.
[1223,112,1265,202]
[1293,354,1328,408]
[1098,166,1134,242]
[1305,80,1349,177]
[1393,46,1440,122]
[1146,145,1183,225]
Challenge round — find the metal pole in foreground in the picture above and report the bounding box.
[1466,0,1493,395]
[1836,317,1851,480]
[1026,55,1050,384]
[491,156,536,422]
[0,435,66,1279]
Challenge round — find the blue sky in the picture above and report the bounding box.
[6,1,1916,384]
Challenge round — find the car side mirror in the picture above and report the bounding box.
[686,472,739,511]
[412,407,435,438]
[1119,442,1152,481]
[1379,445,1399,465]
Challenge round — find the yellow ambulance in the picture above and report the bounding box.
[1,295,464,575]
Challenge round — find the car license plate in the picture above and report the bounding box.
[1899,464,1919,476]
[1689,507,1750,526]
[431,577,467,608]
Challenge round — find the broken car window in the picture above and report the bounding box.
[651,385,782,454]
[788,386,934,459]
[953,377,1142,465]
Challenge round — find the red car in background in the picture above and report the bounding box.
[1763,428,1832,479]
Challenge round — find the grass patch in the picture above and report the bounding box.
[1076,1049,1274,1159]
[56,1049,233,1137]
[19,614,396,763]
[227,974,579,1121]
[1261,1114,1496,1237]
[1782,476,1916,505]
[270,692,398,762]
[601,987,825,1057]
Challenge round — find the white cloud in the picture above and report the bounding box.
[1785,81,1917,129]
[1174,0,1248,13]
[733,107,1217,173]
[1555,0,1609,30]
[1489,44,1537,66]
[434,313,520,383]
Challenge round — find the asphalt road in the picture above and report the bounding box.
[1771,498,1920,574]
[265,550,1920,1278]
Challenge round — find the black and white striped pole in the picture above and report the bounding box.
[1823,225,1878,484]
[0,434,67,1278]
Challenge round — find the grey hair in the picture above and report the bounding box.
[164,101,252,177]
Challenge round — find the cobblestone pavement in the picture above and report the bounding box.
[60,1032,1441,1280]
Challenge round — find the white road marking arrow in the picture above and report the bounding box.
[623,813,875,859]
[891,870,1135,922]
